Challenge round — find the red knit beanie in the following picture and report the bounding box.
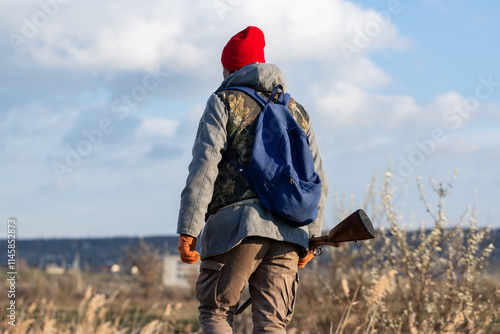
[221,26,266,72]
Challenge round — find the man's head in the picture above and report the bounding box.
[221,26,266,75]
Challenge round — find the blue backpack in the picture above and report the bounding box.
[218,85,322,227]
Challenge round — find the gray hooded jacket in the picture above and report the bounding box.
[176,63,328,259]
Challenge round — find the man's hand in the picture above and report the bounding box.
[177,234,200,264]
[298,249,314,268]
[298,242,341,268]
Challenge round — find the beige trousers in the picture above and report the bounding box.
[195,236,301,334]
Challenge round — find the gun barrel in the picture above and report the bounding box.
[236,296,252,315]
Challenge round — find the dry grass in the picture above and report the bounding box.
[0,285,197,334]
[1,170,499,333]
[292,171,499,333]
[0,269,199,333]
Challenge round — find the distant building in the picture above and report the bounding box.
[45,263,65,275]
[162,255,199,288]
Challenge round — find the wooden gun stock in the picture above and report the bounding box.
[309,209,375,251]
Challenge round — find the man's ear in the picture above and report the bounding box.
[223,68,235,79]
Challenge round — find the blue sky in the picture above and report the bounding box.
[1,0,499,239]
[366,0,500,104]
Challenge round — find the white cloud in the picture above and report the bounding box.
[3,0,413,75]
[311,83,490,133]
[439,137,481,156]
[483,102,500,121]
[3,1,218,72]
[1,103,78,160]
[336,57,393,89]
[3,0,421,133]
[134,116,178,140]
[312,82,420,130]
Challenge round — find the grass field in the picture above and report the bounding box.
[2,171,499,333]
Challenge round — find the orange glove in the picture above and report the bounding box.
[298,249,315,268]
[298,243,341,268]
[177,235,200,264]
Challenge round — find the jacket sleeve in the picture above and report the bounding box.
[306,119,328,239]
[177,93,228,237]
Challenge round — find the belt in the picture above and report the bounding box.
[216,198,261,212]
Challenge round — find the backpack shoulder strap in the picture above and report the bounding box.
[216,85,267,107]
[216,85,289,107]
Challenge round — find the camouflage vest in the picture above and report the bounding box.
[206,88,311,219]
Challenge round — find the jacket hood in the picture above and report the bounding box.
[218,63,287,92]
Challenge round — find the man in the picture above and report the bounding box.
[176,26,329,333]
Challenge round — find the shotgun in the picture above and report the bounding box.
[235,209,375,315]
